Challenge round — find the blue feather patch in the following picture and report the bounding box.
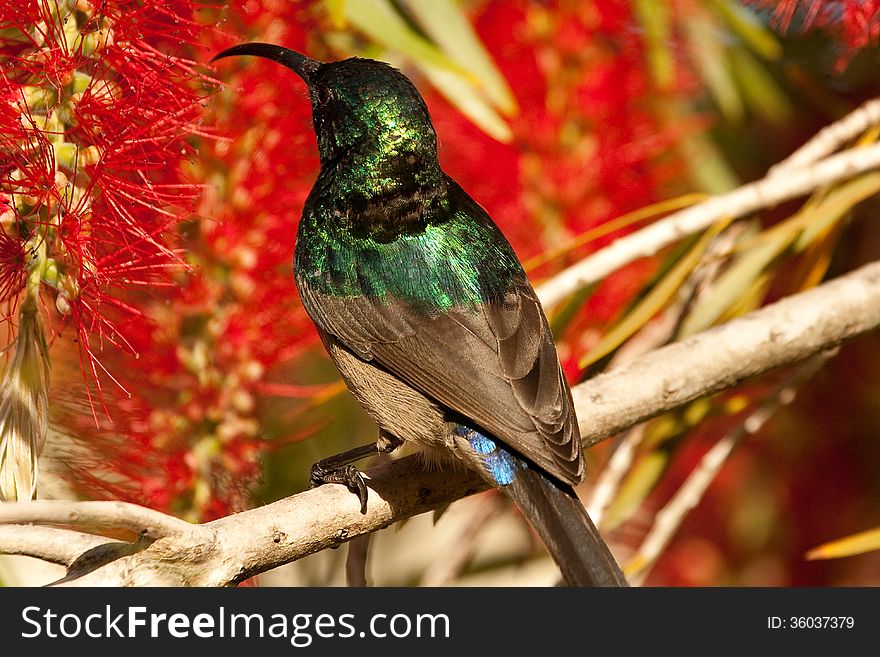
[454,425,520,486]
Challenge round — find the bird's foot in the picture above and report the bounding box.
[308,434,403,515]
[309,462,369,514]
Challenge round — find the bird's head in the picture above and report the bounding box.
[211,43,438,167]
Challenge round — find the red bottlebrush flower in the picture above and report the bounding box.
[0,0,209,501]
[0,221,25,307]
[47,0,326,518]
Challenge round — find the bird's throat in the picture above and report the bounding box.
[320,147,449,241]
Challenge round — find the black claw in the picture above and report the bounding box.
[350,466,369,514]
[310,463,369,514]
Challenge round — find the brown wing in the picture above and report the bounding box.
[299,280,585,485]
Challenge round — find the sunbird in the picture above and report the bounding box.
[212,43,626,586]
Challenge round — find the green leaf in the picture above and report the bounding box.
[679,224,785,336]
[794,172,880,250]
[343,0,512,141]
[710,0,782,60]
[402,0,518,116]
[324,0,347,29]
[548,284,596,338]
[677,113,741,193]
[344,0,470,76]
[685,14,743,122]
[729,46,792,124]
[525,193,707,273]
[580,218,731,368]
[417,63,513,142]
[603,452,668,532]
[634,0,675,89]
[680,172,880,336]
[806,527,880,560]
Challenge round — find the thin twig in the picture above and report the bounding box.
[587,223,746,524]
[0,525,114,566]
[345,535,371,587]
[626,352,832,585]
[0,500,203,540]
[536,142,880,311]
[769,97,880,177]
[586,425,646,526]
[419,496,503,587]
[573,259,880,446]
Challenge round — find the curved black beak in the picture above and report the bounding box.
[210,43,322,83]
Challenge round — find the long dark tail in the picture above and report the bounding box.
[502,466,628,587]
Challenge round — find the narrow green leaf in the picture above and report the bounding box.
[344,0,511,141]
[324,0,347,29]
[402,0,518,115]
[679,227,785,336]
[685,15,743,122]
[603,452,667,532]
[677,112,740,193]
[634,0,675,89]
[418,63,513,142]
[710,0,782,60]
[794,173,880,250]
[549,284,596,338]
[807,527,880,560]
[681,173,880,335]
[525,193,707,273]
[729,46,792,124]
[344,0,469,77]
[580,218,731,368]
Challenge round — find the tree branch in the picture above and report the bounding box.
[1,259,879,585]
[0,525,114,566]
[626,352,831,585]
[769,97,880,176]
[0,499,205,541]
[571,259,880,446]
[536,142,880,311]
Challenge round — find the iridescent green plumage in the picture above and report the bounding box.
[294,58,524,311]
[296,180,525,311]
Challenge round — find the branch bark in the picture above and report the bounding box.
[2,259,879,586]
[769,97,880,176]
[535,141,880,311]
[571,259,880,446]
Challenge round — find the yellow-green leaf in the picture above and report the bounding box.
[634,0,674,90]
[791,220,844,292]
[580,218,731,368]
[641,398,714,450]
[710,0,782,60]
[729,46,792,124]
[679,228,783,336]
[602,452,667,532]
[794,172,880,251]
[324,0,347,29]
[806,527,880,560]
[678,123,741,193]
[548,284,596,338]
[418,63,512,142]
[525,193,707,273]
[402,0,518,116]
[344,0,469,77]
[681,173,880,335]
[344,0,511,141]
[686,14,743,122]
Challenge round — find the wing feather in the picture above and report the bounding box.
[301,280,584,485]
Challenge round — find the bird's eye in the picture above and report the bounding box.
[317,86,333,105]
